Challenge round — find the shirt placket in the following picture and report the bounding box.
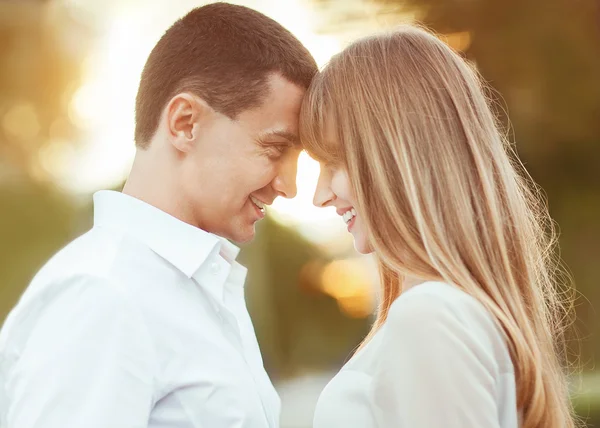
[222,284,279,428]
[195,257,275,428]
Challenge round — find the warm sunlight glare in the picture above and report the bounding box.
[270,152,340,226]
[320,258,376,318]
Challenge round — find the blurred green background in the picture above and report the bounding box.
[1,0,599,426]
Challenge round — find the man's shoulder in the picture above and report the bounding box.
[7,227,130,326]
[0,270,131,360]
[29,227,114,288]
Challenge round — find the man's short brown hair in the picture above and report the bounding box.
[134,2,318,148]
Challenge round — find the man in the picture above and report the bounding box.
[0,3,317,427]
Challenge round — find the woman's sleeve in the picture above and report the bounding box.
[370,291,502,428]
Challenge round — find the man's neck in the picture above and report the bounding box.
[122,153,195,228]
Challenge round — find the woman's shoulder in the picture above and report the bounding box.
[388,281,492,325]
[385,281,513,372]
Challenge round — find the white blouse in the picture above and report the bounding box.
[314,281,519,428]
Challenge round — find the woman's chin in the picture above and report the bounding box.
[353,235,374,254]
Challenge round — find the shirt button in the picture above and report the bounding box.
[210,262,220,274]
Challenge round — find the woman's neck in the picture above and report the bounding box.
[402,275,428,292]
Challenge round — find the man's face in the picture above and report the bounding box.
[182,74,305,243]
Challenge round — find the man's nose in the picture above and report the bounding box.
[272,155,298,199]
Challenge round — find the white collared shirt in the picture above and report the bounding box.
[0,190,281,428]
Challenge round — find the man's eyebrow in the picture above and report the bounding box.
[259,130,300,147]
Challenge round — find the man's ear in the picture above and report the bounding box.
[165,93,210,153]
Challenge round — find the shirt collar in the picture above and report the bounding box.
[92,190,240,281]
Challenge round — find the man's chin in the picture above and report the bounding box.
[226,223,256,244]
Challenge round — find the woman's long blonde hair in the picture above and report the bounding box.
[300,25,577,428]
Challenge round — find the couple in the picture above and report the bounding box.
[0,3,576,428]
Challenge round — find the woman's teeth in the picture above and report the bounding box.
[250,196,266,213]
[342,208,357,224]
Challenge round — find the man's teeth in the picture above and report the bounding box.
[342,208,357,224]
[250,196,266,213]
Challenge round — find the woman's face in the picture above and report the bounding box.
[312,123,373,254]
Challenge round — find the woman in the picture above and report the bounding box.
[300,25,577,428]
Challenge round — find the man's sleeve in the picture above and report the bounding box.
[5,275,157,428]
